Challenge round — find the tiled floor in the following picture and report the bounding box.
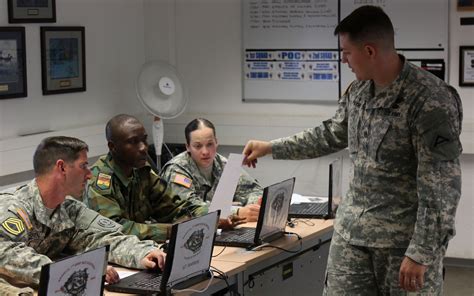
[444,266,474,295]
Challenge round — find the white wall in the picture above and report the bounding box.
[145,0,474,259]
[0,0,472,259]
[0,0,147,140]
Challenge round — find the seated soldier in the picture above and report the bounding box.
[86,114,242,243]
[161,118,262,222]
[0,136,166,287]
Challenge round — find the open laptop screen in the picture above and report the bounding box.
[167,211,219,288]
[258,178,295,241]
[38,246,109,296]
[329,157,343,216]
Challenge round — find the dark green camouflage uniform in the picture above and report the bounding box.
[0,180,158,286]
[161,152,263,215]
[85,153,208,243]
[271,58,462,295]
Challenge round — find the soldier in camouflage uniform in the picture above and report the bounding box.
[0,136,166,287]
[85,115,208,243]
[242,6,462,295]
[161,118,263,221]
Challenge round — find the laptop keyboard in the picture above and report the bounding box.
[291,202,327,214]
[129,272,162,289]
[219,228,255,242]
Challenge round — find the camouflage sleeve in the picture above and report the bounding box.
[159,166,209,218]
[86,183,170,242]
[0,209,52,286]
[271,92,349,160]
[0,239,52,286]
[149,172,208,221]
[68,205,159,269]
[405,89,463,265]
[0,277,34,295]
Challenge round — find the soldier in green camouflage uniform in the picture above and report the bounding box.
[0,136,166,287]
[243,6,462,295]
[161,118,263,221]
[86,115,208,243]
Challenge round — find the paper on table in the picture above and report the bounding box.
[291,193,328,204]
[209,153,245,217]
[116,270,139,281]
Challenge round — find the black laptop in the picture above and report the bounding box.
[289,158,343,219]
[214,178,295,249]
[38,246,109,296]
[106,211,220,295]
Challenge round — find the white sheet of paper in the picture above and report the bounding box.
[291,193,328,204]
[209,153,244,217]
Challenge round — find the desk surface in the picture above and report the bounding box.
[211,218,333,265]
[32,218,333,296]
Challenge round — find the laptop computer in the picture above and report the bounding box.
[38,245,109,296]
[106,211,220,295]
[214,177,295,249]
[288,158,343,219]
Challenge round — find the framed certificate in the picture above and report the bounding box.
[8,0,56,23]
[459,46,474,87]
[40,26,86,95]
[0,27,27,100]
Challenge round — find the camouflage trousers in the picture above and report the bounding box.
[323,231,444,296]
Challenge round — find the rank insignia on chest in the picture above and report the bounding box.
[1,217,25,236]
[97,173,112,190]
[173,174,192,188]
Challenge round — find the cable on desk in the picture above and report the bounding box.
[251,232,303,254]
[288,218,315,227]
[170,268,214,294]
[210,266,242,296]
[212,245,227,257]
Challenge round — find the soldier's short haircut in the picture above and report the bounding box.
[105,114,141,142]
[334,5,394,48]
[33,136,89,175]
[185,118,216,144]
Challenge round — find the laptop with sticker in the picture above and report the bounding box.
[38,245,109,296]
[106,211,220,295]
[214,178,295,249]
[289,158,343,219]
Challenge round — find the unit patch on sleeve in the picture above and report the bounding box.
[1,217,25,236]
[173,174,192,188]
[96,173,112,190]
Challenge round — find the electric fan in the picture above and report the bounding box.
[136,61,188,170]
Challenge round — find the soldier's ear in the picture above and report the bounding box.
[108,141,115,153]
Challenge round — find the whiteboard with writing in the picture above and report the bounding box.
[242,0,448,103]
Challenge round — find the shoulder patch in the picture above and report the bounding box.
[173,174,192,188]
[96,173,111,190]
[1,217,25,236]
[16,208,32,230]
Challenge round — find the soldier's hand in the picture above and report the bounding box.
[399,256,427,292]
[242,140,272,168]
[219,215,246,230]
[237,204,261,222]
[105,266,120,284]
[141,249,166,270]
